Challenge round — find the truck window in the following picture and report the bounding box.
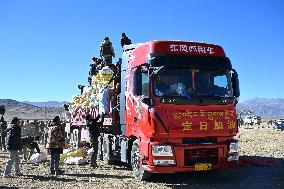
[132,68,149,96]
[142,72,149,96]
[153,69,233,98]
[213,75,228,89]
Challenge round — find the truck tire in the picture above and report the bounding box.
[131,140,151,181]
[103,135,113,164]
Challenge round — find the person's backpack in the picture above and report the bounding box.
[102,42,112,56]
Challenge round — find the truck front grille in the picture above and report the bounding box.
[184,148,218,166]
[182,138,217,144]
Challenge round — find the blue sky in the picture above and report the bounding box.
[0,0,283,102]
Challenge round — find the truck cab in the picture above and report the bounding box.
[120,41,240,180]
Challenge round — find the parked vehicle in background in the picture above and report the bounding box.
[274,118,284,130]
[276,118,284,125]
[252,116,261,125]
[243,116,253,126]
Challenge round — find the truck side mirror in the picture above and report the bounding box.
[133,68,142,96]
[231,69,240,98]
[142,97,155,107]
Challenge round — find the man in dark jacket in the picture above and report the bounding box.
[0,116,7,151]
[100,37,115,65]
[86,114,103,168]
[3,117,23,178]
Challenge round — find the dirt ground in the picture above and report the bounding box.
[1,125,284,189]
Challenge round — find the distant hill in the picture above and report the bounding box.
[22,101,69,108]
[237,98,284,118]
[0,99,64,121]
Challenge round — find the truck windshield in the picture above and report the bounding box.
[153,69,233,98]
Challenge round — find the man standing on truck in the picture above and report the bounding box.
[86,114,103,168]
[120,33,132,47]
[100,37,115,65]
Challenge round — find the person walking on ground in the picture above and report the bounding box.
[3,117,23,178]
[46,116,65,176]
[0,116,7,151]
[86,114,103,168]
[100,37,115,65]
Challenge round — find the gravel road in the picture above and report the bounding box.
[1,125,284,189]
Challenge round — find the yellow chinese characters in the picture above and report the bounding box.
[200,122,208,131]
[182,121,192,131]
[227,121,236,129]
[214,121,223,130]
[180,120,237,132]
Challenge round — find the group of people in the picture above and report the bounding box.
[1,106,106,178]
[1,116,66,178]
[82,34,131,167]
[1,34,132,178]
[88,33,131,85]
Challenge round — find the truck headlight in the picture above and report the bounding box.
[229,142,238,153]
[152,145,173,156]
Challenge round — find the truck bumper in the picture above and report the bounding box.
[145,142,239,173]
[144,161,239,173]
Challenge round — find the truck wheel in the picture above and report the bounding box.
[103,135,113,164]
[131,140,151,181]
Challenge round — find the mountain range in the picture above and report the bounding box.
[1,98,284,121]
[0,99,65,121]
[237,98,284,118]
[22,101,68,108]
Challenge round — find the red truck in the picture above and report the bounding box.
[68,40,240,180]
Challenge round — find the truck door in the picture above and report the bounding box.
[126,67,152,136]
[125,68,139,134]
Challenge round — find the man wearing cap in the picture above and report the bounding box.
[3,117,23,178]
